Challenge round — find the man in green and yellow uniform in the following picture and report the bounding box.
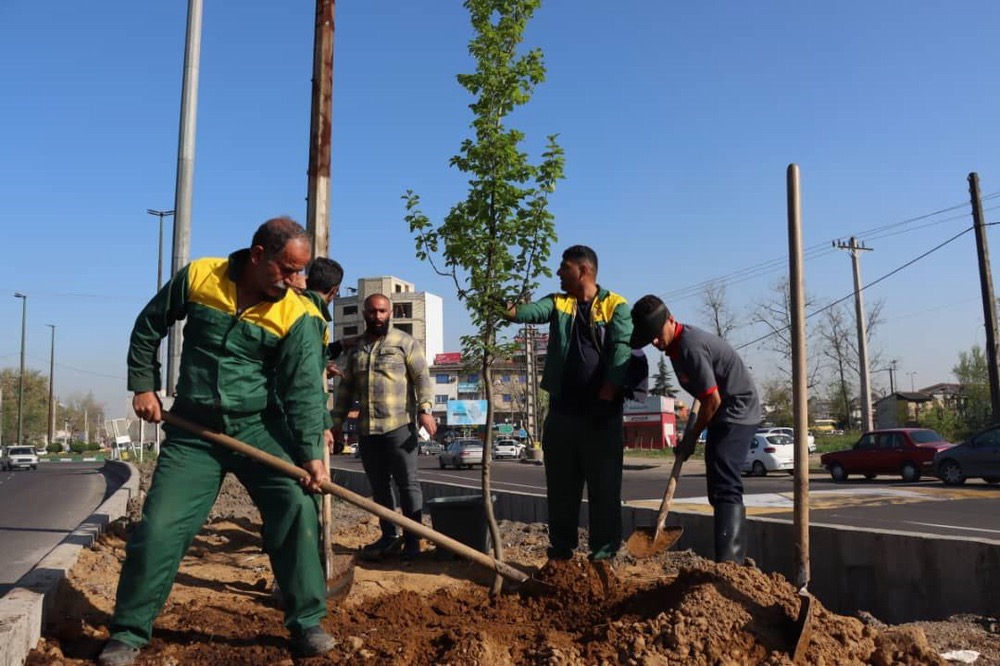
[504,245,633,562]
[99,218,337,665]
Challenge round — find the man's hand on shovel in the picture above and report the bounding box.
[299,459,330,494]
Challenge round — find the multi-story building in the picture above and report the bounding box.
[330,276,443,363]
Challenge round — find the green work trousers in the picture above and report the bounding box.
[542,408,624,560]
[109,411,326,648]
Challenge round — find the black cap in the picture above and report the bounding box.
[630,295,670,349]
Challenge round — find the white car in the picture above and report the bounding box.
[492,438,523,460]
[2,445,39,471]
[742,434,794,476]
[758,427,816,453]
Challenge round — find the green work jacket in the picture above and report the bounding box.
[511,286,633,400]
[127,251,329,463]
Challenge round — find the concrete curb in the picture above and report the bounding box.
[0,461,139,666]
[331,466,1000,624]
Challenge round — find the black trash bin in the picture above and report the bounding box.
[426,494,496,560]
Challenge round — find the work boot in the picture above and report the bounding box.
[360,534,403,562]
[402,510,422,561]
[289,625,338,658]
[98,639,140,666]
[714,503,747,564]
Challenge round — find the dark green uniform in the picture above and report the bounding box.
[111,251,329,648]
[512,287,633,560]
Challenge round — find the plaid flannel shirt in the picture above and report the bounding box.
[330,327,434,436]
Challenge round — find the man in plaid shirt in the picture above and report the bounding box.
[331,293,436,560]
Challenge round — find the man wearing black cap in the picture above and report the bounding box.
[630,294,760,563]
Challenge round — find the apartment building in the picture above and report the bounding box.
[330,276,443,363]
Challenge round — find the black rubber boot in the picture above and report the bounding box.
[714,503,746,563]
[360,533,403,562]
[98,639,140,666]
[402,510,422,560]
[290,626,338,657]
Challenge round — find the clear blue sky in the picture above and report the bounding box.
[2,1,1000,417]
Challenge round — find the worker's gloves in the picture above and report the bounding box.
[675,436,697,462]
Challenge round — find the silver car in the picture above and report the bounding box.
[492,438,523,460]
[439,439,484,469]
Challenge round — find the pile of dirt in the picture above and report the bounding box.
[24,468,1000,665]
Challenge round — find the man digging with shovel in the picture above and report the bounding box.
[630,294,760,563]
[99,218,338,665]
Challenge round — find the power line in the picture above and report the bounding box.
[660,193,998,303]
[735,225,976,352]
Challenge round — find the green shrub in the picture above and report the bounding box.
[87,441,102,451]
[70,440,88,454]
[46,442,63,454]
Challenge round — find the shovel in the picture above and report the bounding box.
[160,412,541,591]
[624,399,700,558]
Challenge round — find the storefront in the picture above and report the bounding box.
[623,395,677,450]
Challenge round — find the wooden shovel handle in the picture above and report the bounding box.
[160,411,530,584]
[655,398,701,531]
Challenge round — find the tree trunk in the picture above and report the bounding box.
[481,346,504,595]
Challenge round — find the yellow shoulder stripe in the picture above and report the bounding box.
[187,257,324,338]
[595,291,628,324]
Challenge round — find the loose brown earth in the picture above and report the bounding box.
[25,466,999,665]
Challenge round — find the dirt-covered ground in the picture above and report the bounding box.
[25,466,1000,665]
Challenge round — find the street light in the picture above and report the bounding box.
[47,324,56,446]
[907,372,918,392]
[146,209,175,291]
[13,292,27,446]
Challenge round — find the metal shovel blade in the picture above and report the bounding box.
[625,525,684,559]
[790,588,814,664]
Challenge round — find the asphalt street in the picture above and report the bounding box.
[331,454,1000,540]
[0,462,107,596]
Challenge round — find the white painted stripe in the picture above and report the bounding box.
[907,522,1000,535]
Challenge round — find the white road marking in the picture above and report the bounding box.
[906,522,1000,535]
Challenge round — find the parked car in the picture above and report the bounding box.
[742,433,794,476]
[419,440,444,456]
[439,439,484,469]
[819,428,953,482]
[757,427,815,453]
[2,445,39,471]
[934,423,1000,486]
[493,438,523,460]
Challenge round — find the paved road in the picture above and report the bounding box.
[0,462,107,596]
[330,454,1000,540]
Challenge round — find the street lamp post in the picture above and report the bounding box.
[14,292,27,446]
[47,324,56,446]
[908,372,918,392]
[146,209,175,292]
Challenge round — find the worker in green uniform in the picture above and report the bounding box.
[99,218,337,666]
[503,245,633,561]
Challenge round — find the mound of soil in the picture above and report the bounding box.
[24,468,1000,665]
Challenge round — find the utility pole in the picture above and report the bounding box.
[14,292,27,446]
[305,0,335,259]
[167,0,203,396]
[147,209,175,292]
[523,325,537,445]
[969,172,1000,423]
[47,324,55,446]
[908,372,917,392]
[889,360,897,394]
[834,237,874,431]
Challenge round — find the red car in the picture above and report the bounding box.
[820,428,953,482]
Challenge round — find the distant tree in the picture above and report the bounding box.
[1,367,49,445]
[699,281,741,341]
[751,277,823,389]
[405,0,563,594]
[953,344,991,433]
[651,354,678,398]
[816,300,885,429]
[760,377,793,426]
